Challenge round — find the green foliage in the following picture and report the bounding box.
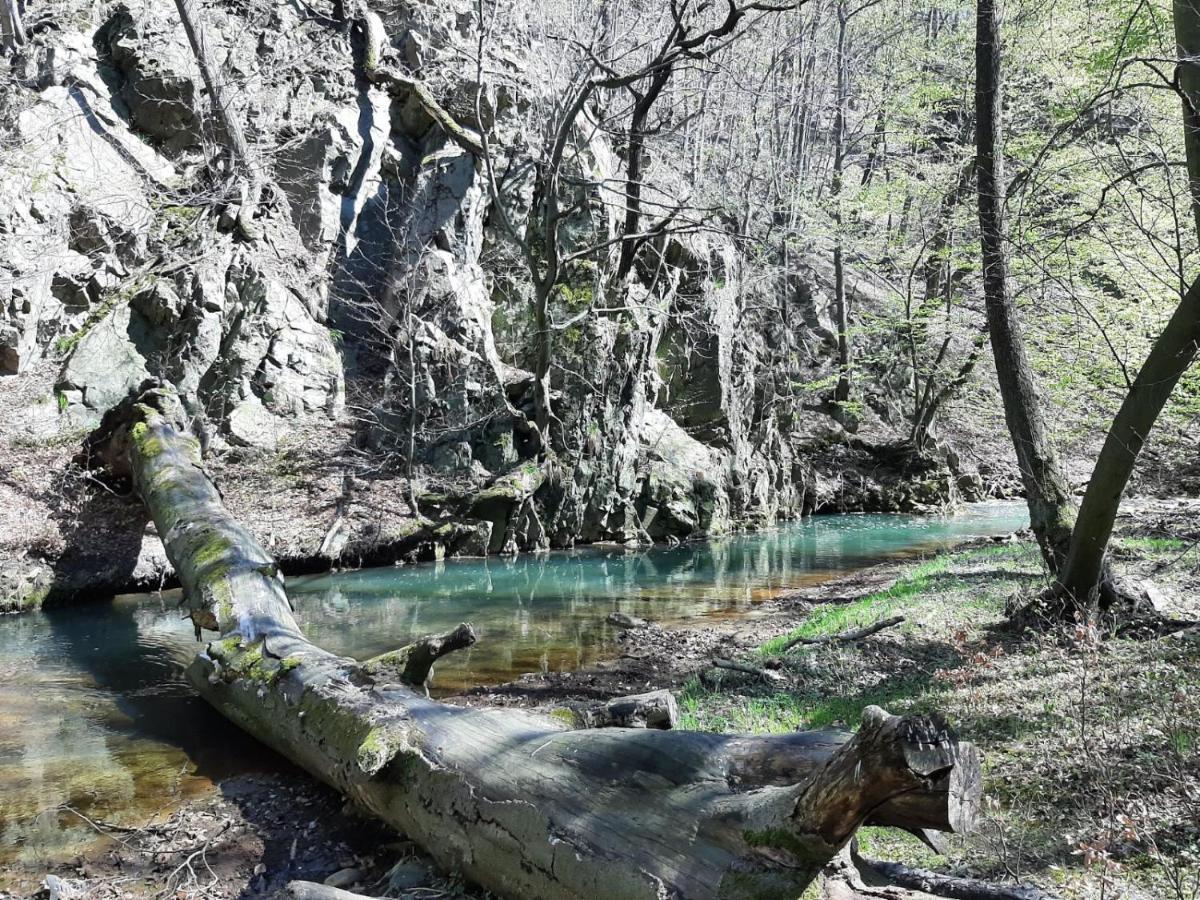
[557,283,593,310]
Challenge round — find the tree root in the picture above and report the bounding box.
[1006,577,1196,640]
[817,847,1052,900]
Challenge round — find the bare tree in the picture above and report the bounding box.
[830,0,883,405]
[172,0,264,240]
[476,0,800,455]
[904,160,985,450]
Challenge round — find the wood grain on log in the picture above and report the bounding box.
[562,689,679,729]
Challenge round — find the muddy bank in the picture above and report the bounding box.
[454,554,924,711]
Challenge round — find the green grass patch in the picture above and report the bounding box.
[672,533,1200,897]
[761,555,951,654]
[1116,536,1188,553]
[855,827,944,869]
[678,673,937,733]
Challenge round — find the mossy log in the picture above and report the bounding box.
[102,389,982,900]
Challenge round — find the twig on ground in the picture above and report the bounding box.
[711,657,785,683]
[783,615,906,652]
[857,855,1052,900]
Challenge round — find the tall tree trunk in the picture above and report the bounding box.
[1178,0,1200,237]
[975,0,1076,571]
[1050,1,1200,610]
[532,276,554,454]
[91,387,982,900]
[0,0,25,53]
[1056,276,1200,606]
[615,69,671,283]
[832,1,852,405]
[173,0,263,240]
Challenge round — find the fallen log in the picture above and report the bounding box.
[97,388,984,900]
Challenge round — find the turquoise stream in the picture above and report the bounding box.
[0,502,1027,867]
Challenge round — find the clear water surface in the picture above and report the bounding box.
[0,501,1028,866]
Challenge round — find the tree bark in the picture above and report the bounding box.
[975,0,1076,571]
[532,276,554,453]
[96,387,983,900]
[832,1,853,406]
[1178,0,1200,236]
[172,0,263,240]
[1,0,25,53]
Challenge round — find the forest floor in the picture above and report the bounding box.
[675,533,1200,900]
[3,502,1198,899]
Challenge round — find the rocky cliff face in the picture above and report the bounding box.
[0,0,987,609]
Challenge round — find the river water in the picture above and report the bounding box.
[0,501,1027,866]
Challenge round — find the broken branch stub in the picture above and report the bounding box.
[361,623,477,688]
[99,388,984,900]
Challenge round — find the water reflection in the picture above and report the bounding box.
[0,501,1028,867]
[290,501,1030,691]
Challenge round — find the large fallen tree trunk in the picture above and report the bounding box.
[93,388,983,900]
